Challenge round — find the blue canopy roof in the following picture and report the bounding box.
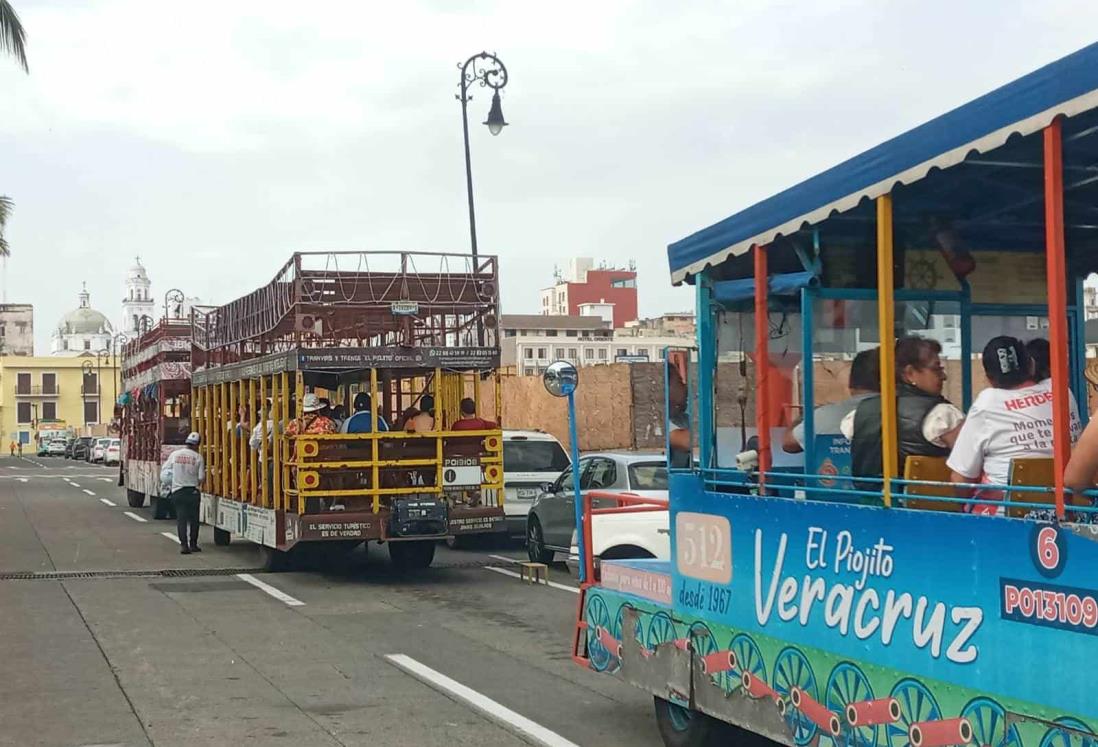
[668,43,1098,284]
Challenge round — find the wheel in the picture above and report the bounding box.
[887,678,941,747]
[259,544,291,572]
[152,496,171,520]
[446,534,482,550]
[646,611,679,651]
[729,633,766,695]
[585,594,615,672]
[213,527,231,546]
[126,489,145,508]
[772,647,819,747]
[653,696,726,747]
[826,662,875,747]
[526,516,553,563]
[389,540,435,570]
[961,697,1022,747]
[1040,718,1096,747]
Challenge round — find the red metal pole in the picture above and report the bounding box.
[754,245,771,486]
[1044,119,1070,520]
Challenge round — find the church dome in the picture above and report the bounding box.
[57,285,113,335]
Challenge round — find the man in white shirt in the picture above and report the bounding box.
[161,432,206,554]
[949,337,1081,516]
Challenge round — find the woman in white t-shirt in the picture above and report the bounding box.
[948,336,1080,515]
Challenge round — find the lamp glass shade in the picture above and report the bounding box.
[484,91,508,136]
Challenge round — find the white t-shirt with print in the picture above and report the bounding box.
[947,379,1081,493]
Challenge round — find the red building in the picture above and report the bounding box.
[540,258,638,329]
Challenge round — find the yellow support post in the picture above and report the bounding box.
[249,377,257,504]
[239,379,248,503]
[229,381,238,500]
[260,375,269,507]
[295,371,304,514]
[370,368,380,513]
[495,373,502,426]
[272,373,282,511]
[877,194,898,509]
[217,382,226,496]
[198,387,207,492]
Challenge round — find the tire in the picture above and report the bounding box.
[389,540,435,570]
[152,496,172,521]
[259,545,289,572]
[213,527,231,546]
[126,489,145,509]
[526,516,554,564]
[653,697,726,747]
[446,534,483,550]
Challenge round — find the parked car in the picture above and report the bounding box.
[526,452,669,564]
[104,438,121,466]
[47,440,68,457]
[71,436,95,461]
[64,440,77,459]
[500,430,570,536]
[90,437,111,463]
[37,440,51,456]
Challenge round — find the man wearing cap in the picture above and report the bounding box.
[341,392,388,434]
[160,432,206,554]
[285,393,338,436]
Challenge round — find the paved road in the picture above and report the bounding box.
[0,455,660,747]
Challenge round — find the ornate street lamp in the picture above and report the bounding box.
[164,288,185,320]
[457,51,510,261]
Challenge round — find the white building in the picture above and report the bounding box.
[121,257,155,337]
[51,284,113,356]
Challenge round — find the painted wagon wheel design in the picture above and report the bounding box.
[887,678,942,747]
[584,594,614,672]
[826,662,876,747]
[773,647,820,747]
[687,621,726,690]
[1040,717,1096,747]
[960,697,1023,747]
[613,603,640,646]
[645,611,679,651]
[729,633,766,695]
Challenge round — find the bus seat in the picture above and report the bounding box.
[1007,458,1057,518]
[902,456,964,512]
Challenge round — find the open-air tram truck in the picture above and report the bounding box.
[574,44,1098,747]
[120,318,194,520]
[190,251,505,570]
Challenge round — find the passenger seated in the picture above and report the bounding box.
[783,347,879,454]
[451,398,497,431]
[842,336,964,490]
[341,393,389,433]
[949,337,1081,515]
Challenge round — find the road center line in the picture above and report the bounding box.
[488,554,522,564]
[16,477,27,483]
[99,498,116,506]
[483,566,579,594]
[83,489,96,496]
[122,511,147,523]
[236,573,305,607]
[385,654,580,747]
[160,532,181,544]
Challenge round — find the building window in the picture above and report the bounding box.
[0,323,5,337]
[505,330,516,337]
[545,329,557,337]
[41,373,56,394]
[524,348,534,360]
[83,373,98,395]
[16,372,30,394]
[83,339,91,351]
[566,330,577,337]
[16,402,31,424]
[598,348,607,360]
[616,348,628,357]
[42,402,57,420]
[554,347,566,359]
[611,278,636,288]
[84,401,99,424]
[584,348,595,360]
[523,367,535,376]
[62,340,68,351]
[581,331,590,337]
[568,347,578,358]
[537,347,547,359]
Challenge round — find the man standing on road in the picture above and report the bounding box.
[8,441,14,457]
[160,432,206,555]
[17,441,23,457]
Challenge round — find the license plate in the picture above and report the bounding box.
[516,488,538,499]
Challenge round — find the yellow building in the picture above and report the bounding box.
[0,355,122,445]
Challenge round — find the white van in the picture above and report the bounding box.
[502,430,570,536]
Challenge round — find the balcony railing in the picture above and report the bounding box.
[14,385,60,397]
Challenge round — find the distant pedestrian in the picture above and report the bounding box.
[160,432,206,554]
[8,441,14,457]
[17,441,23,457]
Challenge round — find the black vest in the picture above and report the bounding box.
[851,384,950,488]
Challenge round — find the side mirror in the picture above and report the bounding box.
[541,481,553,493]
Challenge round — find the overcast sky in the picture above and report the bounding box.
[3,0,1098,353]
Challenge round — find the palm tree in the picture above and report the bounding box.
[0,195,11,258]
[0,0,28,72]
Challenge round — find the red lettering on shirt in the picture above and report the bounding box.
[1004,390,1052,411]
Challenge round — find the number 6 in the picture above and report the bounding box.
[1037,526,1060,571]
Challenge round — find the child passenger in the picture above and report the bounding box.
[948,336,1081,515]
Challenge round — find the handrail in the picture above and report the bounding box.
[580,489,670,588]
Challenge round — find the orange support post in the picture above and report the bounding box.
[754,244,771,486]
[1044,119,1070,520]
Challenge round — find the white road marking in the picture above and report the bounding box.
[123,511,147,523]
[385,654,580,747]
[160,532,181,544]
[16,477,27,483]
[483,566,579,594]
[83,489,96,496]
[236,573,305,607]
[99,498,116,506]
[488,554,522,565]
[100,477,113,482]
